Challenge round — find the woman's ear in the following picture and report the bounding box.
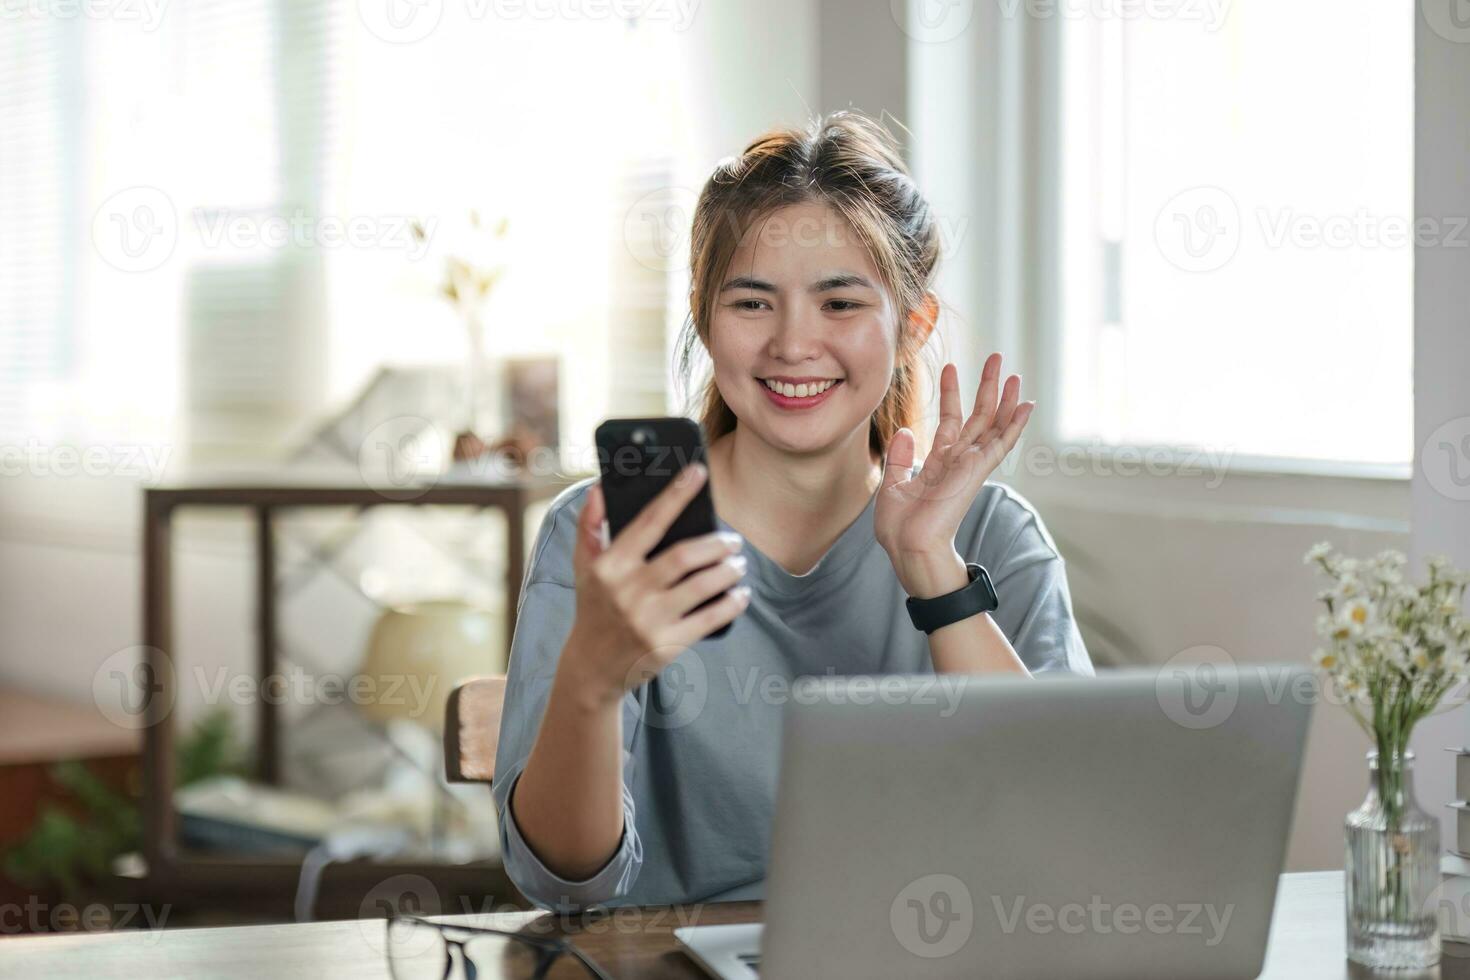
[907,292,940,342]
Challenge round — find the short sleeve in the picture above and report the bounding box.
[970,485,1095,677]
[490,479,646,910]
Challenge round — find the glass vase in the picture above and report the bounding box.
[1345,749,1440,970]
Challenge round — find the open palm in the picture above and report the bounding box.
[875,353,1034,562]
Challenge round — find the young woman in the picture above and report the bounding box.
[491,111,1093,912]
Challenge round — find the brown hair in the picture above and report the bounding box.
[673,110,943,460]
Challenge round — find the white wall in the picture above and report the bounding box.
[0,482,257,737]
[673,0,819,173]
[817,0,907,122]
[1407,7,1470,855]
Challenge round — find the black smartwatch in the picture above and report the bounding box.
[905,562,998,634]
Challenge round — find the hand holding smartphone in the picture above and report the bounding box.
[594,417,741,641]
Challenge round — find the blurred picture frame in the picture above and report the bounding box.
[503,355,559,452]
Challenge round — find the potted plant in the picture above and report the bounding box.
[3,710,247,926]
[1306,543,1470,969]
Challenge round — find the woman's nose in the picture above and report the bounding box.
[766,307,822,362]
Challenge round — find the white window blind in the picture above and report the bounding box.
[174,0,344,458]
[0,17,79,433]
[5,3,682,461]
[609,154,678,416]
[1,1,342,454]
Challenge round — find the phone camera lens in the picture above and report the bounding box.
[631,427,654,447]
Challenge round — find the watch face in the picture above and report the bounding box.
[975,565,999,611]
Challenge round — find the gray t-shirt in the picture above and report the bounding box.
[492,470,1094,911]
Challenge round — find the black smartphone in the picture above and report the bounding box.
[595,416,732,639]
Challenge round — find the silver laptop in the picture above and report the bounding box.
[676,666,1312,979]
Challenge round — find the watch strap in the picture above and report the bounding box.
[905,562,999,634]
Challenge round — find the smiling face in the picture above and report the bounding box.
[707,201,899,459]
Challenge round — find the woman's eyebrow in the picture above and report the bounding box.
[720,275,776,293]
[810,273,875,292]
[719,273,875,292]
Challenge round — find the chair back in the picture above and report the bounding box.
[443,675,507,784]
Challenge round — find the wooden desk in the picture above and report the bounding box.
[3,872,1467,978]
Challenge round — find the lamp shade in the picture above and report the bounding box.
[358,599,504,730]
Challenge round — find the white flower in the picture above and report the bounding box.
[1337,598,1373,636]
[1306,546,1470,733]
[1409,646,1431,671]
[1305,542,1333,564]
[1374,564,1404,586]
[1365,621,1396,645]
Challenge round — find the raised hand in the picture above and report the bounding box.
[874,353,1034,598]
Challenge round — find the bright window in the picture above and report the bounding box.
[1057,1,1413,467]
[0,3,681,460]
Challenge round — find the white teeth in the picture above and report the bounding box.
[763,378,838,398]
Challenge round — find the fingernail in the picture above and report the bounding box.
[732,585,752,605]
[729,554,748,572]
[718,531,744,551]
